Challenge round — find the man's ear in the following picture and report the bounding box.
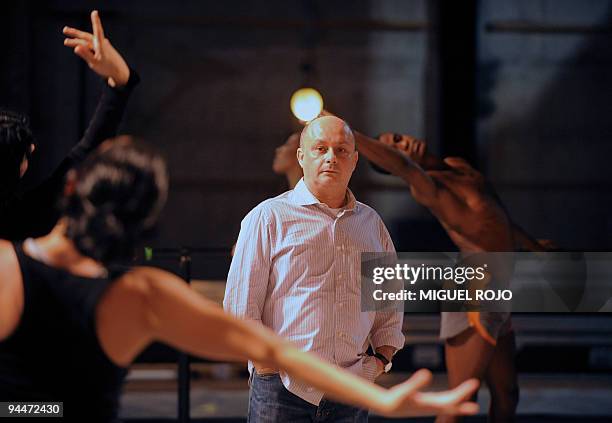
[297,147,304,168]
[352,151,359,170]
[64,170,77,196]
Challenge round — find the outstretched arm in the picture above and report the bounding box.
[353,130,441,204]
[101,267,478,418]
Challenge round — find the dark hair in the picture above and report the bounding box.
[62,136,168,264]
[0,109,35,198]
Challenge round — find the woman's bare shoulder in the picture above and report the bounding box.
[111,266,185,294]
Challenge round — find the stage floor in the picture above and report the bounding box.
[119,367,612,421]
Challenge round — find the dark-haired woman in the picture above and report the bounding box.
[0,145,479,420]
[0,11,137,240]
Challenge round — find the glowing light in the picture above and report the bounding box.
[290,88,323,122]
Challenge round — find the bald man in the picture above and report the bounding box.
[224,116,404,422]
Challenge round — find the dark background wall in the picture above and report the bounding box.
[479,0,612,251]
[2,0,611,278]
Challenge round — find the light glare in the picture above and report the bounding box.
[290,88,323,122]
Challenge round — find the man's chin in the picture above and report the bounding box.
[317,174,345,186]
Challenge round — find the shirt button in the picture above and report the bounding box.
[307,387,314,392]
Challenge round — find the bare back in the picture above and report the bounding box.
[425,165,514,252]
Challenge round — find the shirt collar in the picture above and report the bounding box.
[291,178,358,212]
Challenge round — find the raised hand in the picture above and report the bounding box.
[380,369,479,417]
[63,10,130,87]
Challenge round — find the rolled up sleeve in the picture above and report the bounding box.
[370,219,405,351]
[223,206,272,324]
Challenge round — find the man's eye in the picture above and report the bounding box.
[317,146,326,152]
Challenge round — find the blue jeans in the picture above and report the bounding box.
[248,372,369,423]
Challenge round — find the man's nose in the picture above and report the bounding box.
[324,148,338,162]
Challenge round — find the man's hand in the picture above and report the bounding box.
[379,369,479,417]
[63,10,130,87]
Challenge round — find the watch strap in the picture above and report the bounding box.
[373,352,390,366]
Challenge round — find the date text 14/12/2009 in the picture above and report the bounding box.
[372,289,513,302]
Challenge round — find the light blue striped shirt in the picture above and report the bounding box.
[223,178,405,405]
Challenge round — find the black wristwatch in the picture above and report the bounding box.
[373,352,392,373]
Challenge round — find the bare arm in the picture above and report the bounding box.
[98,267,478,417]
[0,241,23,341]
[354,131,440,202]
[352,132,475,234]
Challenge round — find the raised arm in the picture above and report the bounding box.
[59,10,139,170]
[98,266,478,418]
[10,11,139,239]
[353,130,444,205]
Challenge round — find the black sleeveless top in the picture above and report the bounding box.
[0,242,128,422]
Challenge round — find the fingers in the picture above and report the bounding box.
[414,378,478,404]
[454,401,480,415]
[448,378,480,402]
[91,10,105,39]
[434,399,480,416]
[91,10,105,58]
[443,157,472,170]
[378,133,395,146]
[73,45,96,66]
[386,372,479,417]
[63,38,92,49]
[62,26,93,42]
[395,368,433,394]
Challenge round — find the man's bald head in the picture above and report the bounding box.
[300,116,355,149]
[297,115,358,206]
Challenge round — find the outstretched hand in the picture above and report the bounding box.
[380,369,479,417]
[63,10,130,87]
